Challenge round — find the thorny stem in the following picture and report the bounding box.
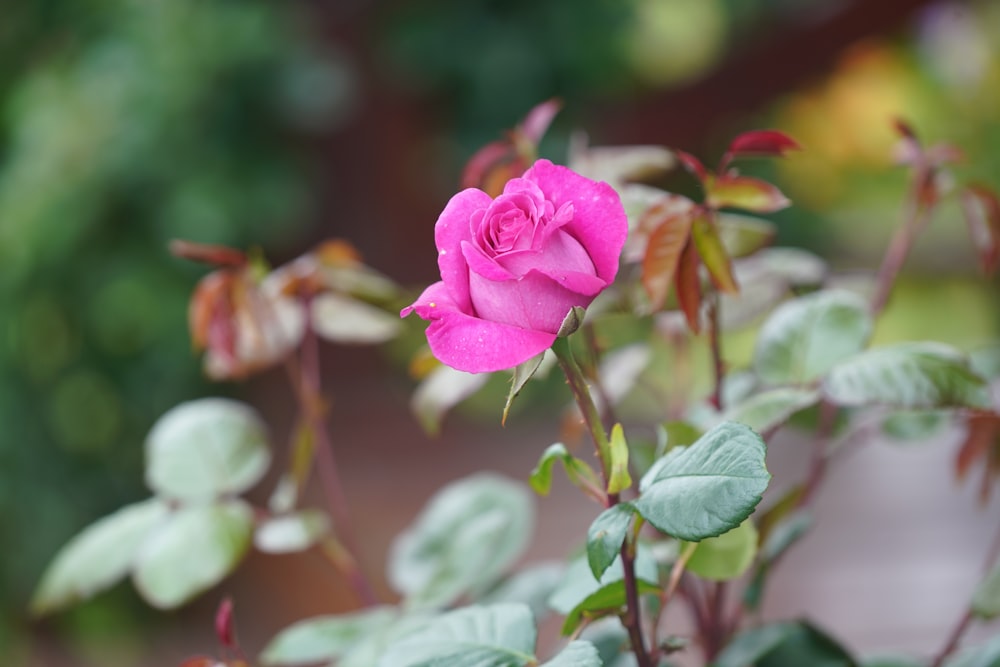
[551,336,653,667]
[293,312,378,607]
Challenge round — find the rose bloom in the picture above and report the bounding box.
[402,159,627,373]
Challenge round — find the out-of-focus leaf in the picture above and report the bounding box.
[260,606,399,666]
[706,175,791,213]
[860,654,925,667]
[254,510,330,554]
[692,212,738,293]
[145,398,271,502]
[388,473,533,609]
[641,205,693,310]
[607,424,633,495]
[714,621,855,667]
[569,143,675,187]
[504,352,546,425]
[755,485,805,550]
[411,364,490,436]
[528,443,602,498]
[725,130,801,160]
[30,498,168,615]
[676,240,702,332]
[716,213,777,258]
[586,503,635,580]
[480,562,565,619]
[541,641,602,667]
[676,150,708,183]
[548,547,660,636]
[973,554,1000,619]
[881,410,949,442]
[520,98,562,143]
[683,519,758,581]
[955,413,1000,505]
[635,422,769,542]
[754,290,872,386]
[377,603,536,667]
[824,343,992,410]
[311,293,400,344]
[133,500,253,609]
[724,387,820,434]
[944,634,1000,667]
[961,184,1000,276]
[970,343,1000,380]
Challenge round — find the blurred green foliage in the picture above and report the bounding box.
[0,0,354,640]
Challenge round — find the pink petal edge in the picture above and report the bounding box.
[425,310,556,373]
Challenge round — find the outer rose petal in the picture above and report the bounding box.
[424,309,557,373]
[400,281,454,320]
[435,188,494,313]
[523,159,627,283]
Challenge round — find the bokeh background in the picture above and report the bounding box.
[2,0,999,665]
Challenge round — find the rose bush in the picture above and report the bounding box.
[401,158,628,373]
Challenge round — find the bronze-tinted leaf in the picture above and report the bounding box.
[641,205,694,309]
[955,412,1000,505]
[961,185,1000,276]
[676,240,702,333]
[706,175,791,213]
[676,150,708,184]
[691,212,739,294]
[726,130,800,160]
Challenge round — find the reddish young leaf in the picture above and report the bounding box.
[691,213,739,294]
[170,240,246,268]
[520,98,562,143]
[955,412,1000,505]
[675,150,708,184]
[725,130,801,160]
[961,185,1000,276]
[641,204,694,310]
[215,597,235,650]
[189,271,239,356]
[179,659,219,667]
[461,141,522,196]
[706,175,791,213]
[892,117,919,141]
[676,240,703,333]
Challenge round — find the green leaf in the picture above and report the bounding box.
[504,352,546,425]
[549,547,660,635]
[973,554,1000,619]
[377,603,537,667]
[724,387,820,434]
[607,424,633,494]
[944,635,1000,667]
[684,519,758,581]
[635,422,770,541]
[970,343,1000,380]
[823,343,992,409]
[587,504,635,580]
[260,606,399,665]
[311,293,401,344]
[132,500,253,609]
[692,212,738,293]
[411,365,490,436]
[388,473,534,609]
[480,562,566,620]
[144,398,271,502]
[754,290,872,385]
[254,510,330,554]
[713,621,856,667]
[717,213,777,258]
[30,498,168,615]
[705,175,791,214]
[528,443,601,497]
[861,655,926,667]
[541,641,602,666]
[881,410,949,442]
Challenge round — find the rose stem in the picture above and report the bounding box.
[295,305,379,607]
[551,336,653,667]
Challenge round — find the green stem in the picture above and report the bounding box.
[551,335,652,667]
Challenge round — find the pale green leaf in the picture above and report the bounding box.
[254,510,330,554]
[862,654,926,667]
[944,635,1000,667]
[30,498,168,615]
[714,621,855,667]
[586,504,635,579]
[754,290,872,385]
[724,387,820,434]
[411,365,490,436]
[528,443,601,497]
[541,640,602,667]
[824,343,992,409]
[377,603,537,667]
[504,352,546,425]
[635,421,769,541]
[480,562,565,619]
[716,213,776,258]
[607,424,632,494]
[132,500,253,609]
[311,293,401,344]
[973,554,1000,619]
[260,606,399,665]
[388,474,534,609]
[684,519,758,581]
[145,398,271,502]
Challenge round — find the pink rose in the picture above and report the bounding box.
[402,159,628,373]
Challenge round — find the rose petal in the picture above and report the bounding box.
[425,309,557,373]
[435,189,494,312]
[469,269,598,333]
[524,160,627,284]
[461,241,516,281]
[498,227,595,278]
[400,281,454,320]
